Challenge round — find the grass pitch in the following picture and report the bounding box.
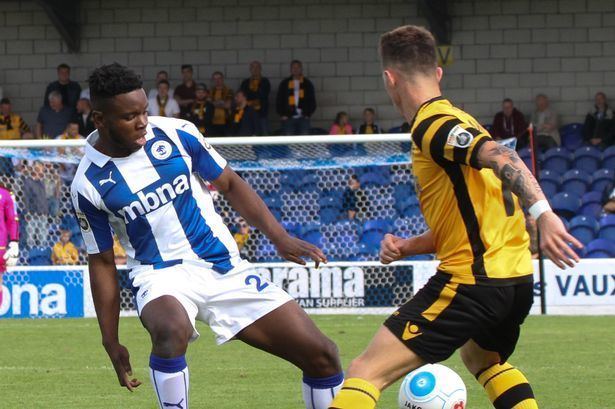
[1,315,614,408]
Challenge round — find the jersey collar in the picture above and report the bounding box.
[407,95,446,131]
[84,124,154,168]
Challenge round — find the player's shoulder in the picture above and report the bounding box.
[148,116,200,139]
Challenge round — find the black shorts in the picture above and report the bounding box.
[384,272,533,363]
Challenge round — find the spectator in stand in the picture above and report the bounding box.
[113,235,127,265]
[147,80,180,118]
[0,98,32,139]
[187,83,214,135]
[51,229,79,265]
[75,98,95,136]
[329,111,353,135]
[233,217,251,258]
[43,63,81,112]
[56,121,83,140]
[358,108,382,134]
[491,98,528,142]
[174,64,197,119]
[209,71,233,136]
[228,90,258,136]
[342,175,362,220]
[530,94,560,150]
[276,60,316,135]
[240,61,271,135]
[148,70,174,100]
[36,91,73,138]
[22,161,48,247]
[583,92,615,148]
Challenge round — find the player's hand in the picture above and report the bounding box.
[275,235,327,268]
[380,233,406,264]
[105,342,142,391]
[537,211,583,269]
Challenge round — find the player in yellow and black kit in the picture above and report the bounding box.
[329,26,583,409]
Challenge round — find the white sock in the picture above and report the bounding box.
[302,372,344,409]
[149,354,189,409]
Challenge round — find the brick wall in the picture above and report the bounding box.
[0,0,613,132]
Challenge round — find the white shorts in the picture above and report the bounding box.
[130,260,293,345]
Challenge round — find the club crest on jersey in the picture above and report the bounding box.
[446,125,473,148]
[151,141,172,160]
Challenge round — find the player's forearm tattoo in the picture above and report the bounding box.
[478,144,544,208]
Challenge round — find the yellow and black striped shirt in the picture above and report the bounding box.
[410,97,532,286]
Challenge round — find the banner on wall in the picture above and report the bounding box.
[0,267,85,318]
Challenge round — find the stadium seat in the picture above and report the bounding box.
[279,170,307,192]
[561,169,591,196]
[297,174,319,192]
[580,191,604,218]
[482,123,493,133]
[602,145,615,170]
[388,126,403,133]
[591,168,614,193]
[399,196,421,217]
[542,147,572,173]
[598,214,615,241]
[585,238,615,258]
[349,242,378,261]
[281,221,301,237]
[569,215,599,245]
[27,247,52,266]
[518,147,535,170]
[327,143,367,157]
[393,183,414,203]
[538,170,561,197]
[319,194,343,209]
[560,123,584,151]
[360,219,391,247]
[301,223,322,246]
[550,192,581,220]
[572,146,602,174]
[359,172,389,187]
[320,206,342,224]
[253,145,291,160]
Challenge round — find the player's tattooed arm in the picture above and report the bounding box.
[476,141,546,208]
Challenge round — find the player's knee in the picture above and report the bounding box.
[460,347,499,376]
[149,321,191,356]
[302,337,341,376]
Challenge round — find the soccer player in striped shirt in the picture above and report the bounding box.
[72,63,343,409]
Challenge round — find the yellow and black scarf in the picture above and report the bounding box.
[234,107,245,124]
[157,95,168,116]
[288,76,304,107]
[248,78,262,111]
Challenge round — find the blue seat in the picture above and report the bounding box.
[542,147,572,173]
[399,196,421,217]
[573,146,602,174]
[585,238,615,258]
[560,123,584,151]
[359,172,389,187]
[591,169,614,193]
[281,221,302,237]
[598,214,615,241]
[320,206,342,224]
[327,143,367,157]
[518,147,536,170]
[482,123,493,132]
[388,126,403,133]
[28,247,52,266]
[561,169,591,196]
[254,145,291,159]
[539,170,561,197]
[580,191,604,218]
[569,215,599,245]
[349,242,377,261]
[602,145,615,170]
[393,183,413,203]
[297,174,319,192]
[319,195,343,208]
[550,192,581,220]
[360,219,391,247]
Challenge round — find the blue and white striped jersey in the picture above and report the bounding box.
[71,116,242,273]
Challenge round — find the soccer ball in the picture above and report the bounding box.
[398,364,467,409]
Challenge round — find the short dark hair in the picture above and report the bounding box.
[503,98,513,104]
[57,63,70,71]
[0,98,9,105]
[291,60,302,66]
[379,25,437,76]
[88,63,143,110]
[364,107,375,114]
[157,79,170,88]
[181,64,193,72]
[212,71,224,78]
[335,111,348,125]
[157,70,168,76]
